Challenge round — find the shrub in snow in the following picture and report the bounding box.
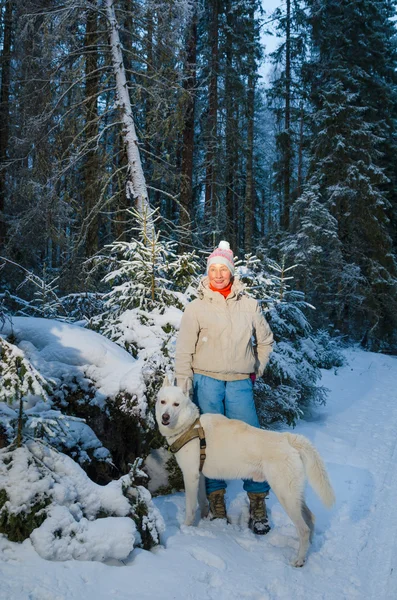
[0,442,164,559]
[0,258,105,322]
[0,337,53,405]
[144,448,184,496]
[0,337,113,474]
[57,292,105,321]
[88,206,201,315]
[86,209,202,479]
[305,329,346,370]
[237,255,343,426]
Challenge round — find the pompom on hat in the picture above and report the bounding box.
[207,241,235,276]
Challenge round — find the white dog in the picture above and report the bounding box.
[156,380,335,567]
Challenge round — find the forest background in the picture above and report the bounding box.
[1,0,397,556]
[1,0,397,352]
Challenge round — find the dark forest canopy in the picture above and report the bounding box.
[1,0,397,352]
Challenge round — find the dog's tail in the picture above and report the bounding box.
[286,433,335,508]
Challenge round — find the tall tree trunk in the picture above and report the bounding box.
[179,5,197,248]
[105,0,153,234]
[244,15,256,254]
[297,101,304,197]
[244,75,255,252]
[0,0,13,249]
[225,0,236,250]
[83,6,100,256]
[281,0,292,229]
[145,8,154,163]
[205,0,219,243]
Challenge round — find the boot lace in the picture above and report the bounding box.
[249,494,266,521]
[209,491,226,518]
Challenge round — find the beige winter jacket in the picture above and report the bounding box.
[175,276,273,390]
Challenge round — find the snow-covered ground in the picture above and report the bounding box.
[1,348,396,600]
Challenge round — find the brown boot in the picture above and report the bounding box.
[207,489,227,520]
[247,492,270,535]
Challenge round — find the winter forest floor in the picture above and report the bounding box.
[1,348,397,600]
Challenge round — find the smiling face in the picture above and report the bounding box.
[208,263,232,290]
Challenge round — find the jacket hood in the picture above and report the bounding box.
[197,275,246,301]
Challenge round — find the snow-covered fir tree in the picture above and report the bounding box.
[298,0,397,351]
[0,441,164,557]
[0,334,164,556]
[89,206,201,382]
[237,253,344,426]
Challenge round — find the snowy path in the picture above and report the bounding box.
[1,349,397,600]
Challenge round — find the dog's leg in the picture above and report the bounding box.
[282,495,311,567]
[198,473,209,518]
[269,478,311,567]
[301,501,315,543]
[175,444,201,526]
[183,471,200,525]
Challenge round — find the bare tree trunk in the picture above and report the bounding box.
[281,0,292,230]
[205,0,218,242]
[225,0,236,250]
[244,16,256,254]
[297,101,304,197]
[105,0,153,233]
[0,0,13,249]
[145,8,154,163]
[244,84,255,252]
[261,189,266,237]
[83,6,100,256]
[180,5,197,248]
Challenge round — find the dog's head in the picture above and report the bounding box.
[156,377,198,437]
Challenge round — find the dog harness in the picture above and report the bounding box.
[168,418,207,472]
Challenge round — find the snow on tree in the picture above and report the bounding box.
[0,442,164,558]
[300,0,397,351]
[0,257,105,322]
[88,206,202,394]
[237,253,344,426]
[0,328,165,557]
[105,0,153,227]
[0,336,112,467]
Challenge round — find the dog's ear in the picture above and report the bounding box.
[182,378,193,398]
[161,374,171,388]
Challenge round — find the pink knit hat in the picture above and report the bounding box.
[207,241,235,276]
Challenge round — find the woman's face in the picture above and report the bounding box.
[208,263,232,289]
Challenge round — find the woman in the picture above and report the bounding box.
[175,241,274,534]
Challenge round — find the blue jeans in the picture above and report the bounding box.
[193,373,270,496]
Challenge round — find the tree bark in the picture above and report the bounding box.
[204,0,219,241]
[179,5,198,247]
[83,5,100,256]
[297,101,304,198]
[244,2,256,253]
[0,0,13,249]
[105,0,153,235]
[225,0,236,250]
[244,68,255,253]
[281,0,292,229]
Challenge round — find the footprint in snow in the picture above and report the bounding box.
[180,524,216,537]
[188,547,226,570]
[234,536,258,551]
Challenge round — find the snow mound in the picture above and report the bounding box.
[31,506,136,562]
[0,442,165,562]
[1,317,146,407]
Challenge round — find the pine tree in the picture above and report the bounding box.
[236,254,342,426]
[268,0,310,229]
[299,0,397,349]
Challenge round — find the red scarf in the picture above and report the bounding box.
[209,281,233,298]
